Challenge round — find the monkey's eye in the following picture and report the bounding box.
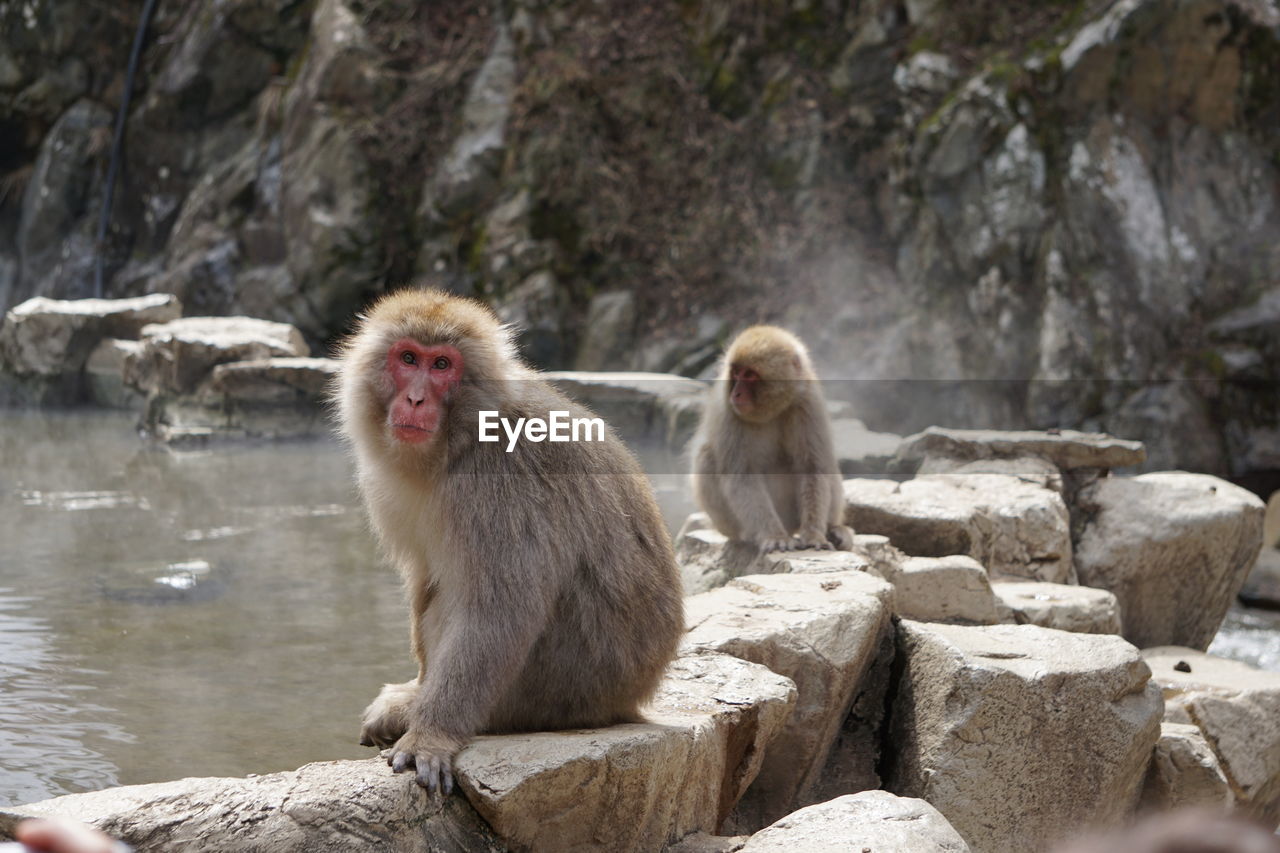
[432,356,451,370]
[400,351,417,366]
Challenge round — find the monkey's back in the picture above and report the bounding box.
[446,379,684,732]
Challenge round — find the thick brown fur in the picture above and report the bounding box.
[333,287,684,791]
[690,325,855,552]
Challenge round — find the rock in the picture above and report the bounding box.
[1144,646,1280,822]
[917,455,1063,493]
[894,427,1146,473]
[16,99,113,298]
[1074,472,1265,649]
[85,338,144,409]
[1239,548,1280,610]
[1141,722,1234,812]
[126,316,308,396]
[575,290,637,371]
[458,652,796,852]
[1107,383,1226,475]
[885,621,1163,853]
[895,555,1003,624]
[683,571,895,830]
[493,271,566,367]
[845,475,1074,583]
[829,418,902,477]
[546,371,707,450]
[737,790,970,853]
[991,580,1122,634]
[146,357,339,444]
[9,758,505,852]
[1,294,181,377]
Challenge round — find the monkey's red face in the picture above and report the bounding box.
[385,338,465,445]
[729,364,760,417]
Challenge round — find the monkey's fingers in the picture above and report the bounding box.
[415,752,454,794]
[759,537,795,553]
[391,749,414,773]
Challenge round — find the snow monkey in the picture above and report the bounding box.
[691,325,855,553]
[334,288,683,793]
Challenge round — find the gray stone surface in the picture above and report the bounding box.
[845,475,1074,583]
[1144,646,1280,823]
[991,580,1122,634]
[127,316,309,396]
[895,427,1146,471]
[885,621,1163,853]
[1075,472,1264,649]
[737,790,970,853]
[546,371,707,449]
[1141,721,1234,812]
[895,555,1003,624]
[683,571,894,831]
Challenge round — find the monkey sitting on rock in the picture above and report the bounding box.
[690,325,855,553]
[334,288,683,793]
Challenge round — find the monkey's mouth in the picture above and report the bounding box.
[391,423,430,432]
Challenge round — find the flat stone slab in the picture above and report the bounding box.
[458,652,795,852]
[991,580,1122,634]
[683,571,894,830]
[14,652,795,853]
[896,427,1146,471]
[829,418,902,477]
[207,357,340,402]
[737,790,970,853]
[885,622,1163,853]
[844,475,1074,583]
[896,555,1003,624]
[1075,472,1264,649]
[128,316,309,395]
[546,371,707,449]
[1144,646,1280,823]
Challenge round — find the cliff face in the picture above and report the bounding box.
[1,0,1278,476]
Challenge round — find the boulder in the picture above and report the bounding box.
[683,571,894,830]
[845,475,1074,583]
[457,652,796,852]
[8,759,504,853]
[991,580,1122,634]
[1141,722,1234,812]
[126,316,309,396]
[84,338,144,409]
[1074,472,1264,649]
[885,621,1163,853]
[829,418,902,478]
[736,790,970,853]
[894,427,1145,472]
[546,371,706,450]
[895,555,1004,624]
[12,652,794,852]
[916,455,1063,493]
[1239,548,1280,610]
[1144,646,1280,823]
[0,295,182,404]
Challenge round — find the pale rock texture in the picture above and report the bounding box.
[991,580,1122,634]
[885,621,1163,853]
[1239,547,1280,609]
[545,371,706,449]
[14,652,795,853]
[916,454,1063,492]
[1074,472,1264,649]
[126,316,309,396]
[1141,721,1234,812]
[736,790,970,853]
[683,571,895,830]
[895,427,1145,472]
[895,555,1003,624]
[458,652,796,852]
[85,338,144,409]
[1144,646,1280,823]
[0,294,181,377]
[844,475,1074,583]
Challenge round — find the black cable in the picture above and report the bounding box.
[93,0,160,298]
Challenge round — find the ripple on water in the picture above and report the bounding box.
[1208,604,1280,673]
[0,590,130,806]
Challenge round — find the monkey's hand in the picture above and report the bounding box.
[389,727,464,794]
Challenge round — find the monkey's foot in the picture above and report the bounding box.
[795,528,834,551]
[390,727,464,794]
[758,537,798,553]
[827,524,856,551]
[360,680,418,748]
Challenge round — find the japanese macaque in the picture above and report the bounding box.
[334,288,683,792]
[691,325,855,552]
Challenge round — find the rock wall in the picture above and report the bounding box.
[1,0,1278,478]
